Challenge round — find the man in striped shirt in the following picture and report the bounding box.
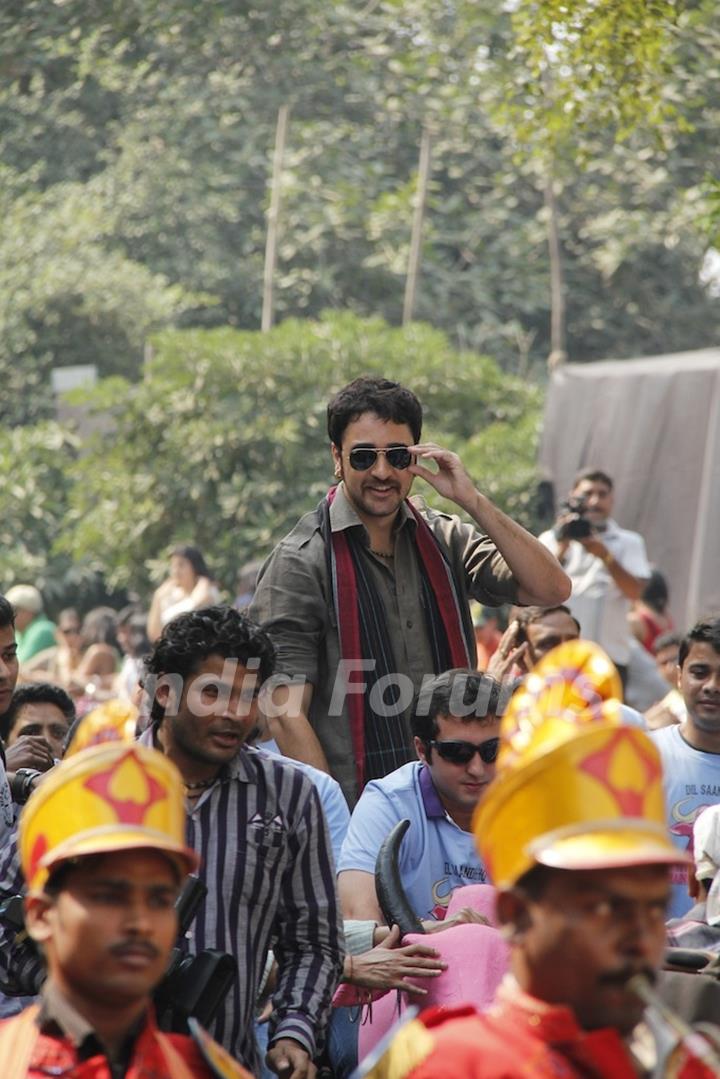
[0,607,344,1077]
[142,605,344,1076]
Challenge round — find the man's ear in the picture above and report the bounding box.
[155,680,171,710]
[414,736,429,764]
[331,443,342,479]
[496,888,533,943]
[518,644,534,676]
[24,893,54,946]
[154,672,185,717]
[675,664,682,690]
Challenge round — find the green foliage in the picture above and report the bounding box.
[504,0,684,157]
[0,169,207,425]
[1,0,719,409]
[58,313,542,595]
[462,411,544,522]
[0,423,77,590]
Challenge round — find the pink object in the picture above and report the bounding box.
[354,885,509,1060]
[401,923,509,1007]
[333,883,501,1007]
[444,882,499,926]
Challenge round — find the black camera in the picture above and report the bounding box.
[555,496,593,541]
[154,874,237,1033]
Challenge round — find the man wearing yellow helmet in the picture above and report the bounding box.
[360,643,716,1078]
[0,718,251,1078]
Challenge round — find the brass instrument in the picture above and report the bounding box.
[629,973,720,1075]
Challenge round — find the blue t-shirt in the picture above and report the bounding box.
[259,739,350,864]
[337,761,487,921]
[649,724,720,918]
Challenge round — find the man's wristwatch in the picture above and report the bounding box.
[12,768,44,804]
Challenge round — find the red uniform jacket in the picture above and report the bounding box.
[0,1002,252,1079]
[363,981,718,1078]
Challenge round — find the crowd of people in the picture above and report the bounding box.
[0,375,719,1078]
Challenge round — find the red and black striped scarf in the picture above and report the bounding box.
[318,486,473,793]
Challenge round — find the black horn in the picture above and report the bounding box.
[374,819,425,937]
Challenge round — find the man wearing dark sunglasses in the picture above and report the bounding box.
[338,670,512,927]
[251,376,570,805]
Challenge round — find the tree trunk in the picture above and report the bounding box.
[262,104,289,332]
[403,127,432,326]
[545,175,567,369]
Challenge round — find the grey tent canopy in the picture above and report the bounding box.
[539,350,720,632]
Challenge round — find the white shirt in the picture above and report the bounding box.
[539,518,650,665]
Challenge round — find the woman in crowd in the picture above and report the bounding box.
[21,607,83,686]
[629,568,674,653]
[147,544,220,641]
[114,605,151,703]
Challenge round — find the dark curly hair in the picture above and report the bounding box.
[146,605,276,681]
[327,377,423,447]
[144,606,276,724]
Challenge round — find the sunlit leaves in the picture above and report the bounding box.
[503,0,684,160]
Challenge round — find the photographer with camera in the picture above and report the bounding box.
[538,469,651,688]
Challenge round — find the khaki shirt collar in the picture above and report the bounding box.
[38,980,150,1074]
[39,981,96,1047]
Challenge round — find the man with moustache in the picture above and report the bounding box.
[251,376,569,804]
[0,708,250,1077]
[488,604,581,676]
[360,643,716,1078]
[539,468,651,688]
[141,605,344,1078]
[0,683,76,764]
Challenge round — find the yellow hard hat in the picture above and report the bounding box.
[532,637,623,700]
[64,699,139,757]
[497,640,624,772]
[20,729,198,894]
[474,640,688,888]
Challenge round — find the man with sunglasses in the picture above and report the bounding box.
[337,670,509,926]
[251,376,569,805]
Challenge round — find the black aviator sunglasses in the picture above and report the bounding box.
[348,446,413,472]
[427,737,501,766]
